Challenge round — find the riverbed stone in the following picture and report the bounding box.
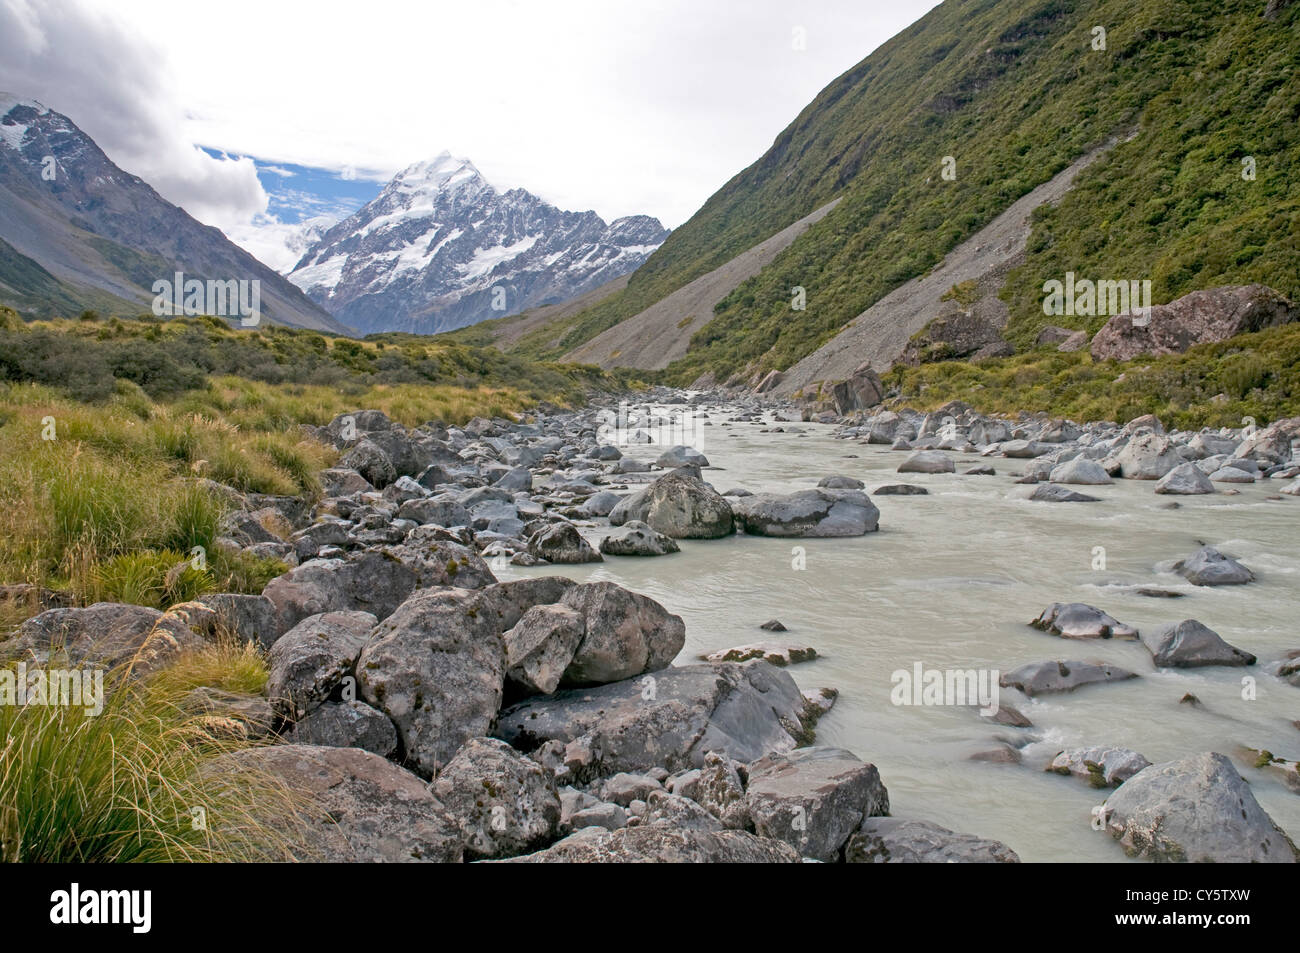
[732,488,880,537]
[357,587,507,776]
[845,818,1020,863]
[1047,746,1151,787]
[745,746,890,862]
[1102,752,1298,862]
[1173,546,1255,586]
[1030,603,1138,640]
[598,520,680,556]
[267,609,376,719]
[999,659,1138,696]
[898,450,955,474]
[498,826,800,863]
[1154,462,1215,495]
[1141,619,1256,668]
[559,582,686,686]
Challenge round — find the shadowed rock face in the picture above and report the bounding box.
[1090,285,1297,362]
[495,661,815,780]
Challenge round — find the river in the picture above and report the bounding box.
[495,402,1300,862]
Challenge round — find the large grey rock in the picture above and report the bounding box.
[614,473,735,539]
[701,641,818,666]
[639,791,725,832]
[559,582,686,686]
[830,362,885,414]
[845,818,1019,863]
[745,746,890,862]
[1154,462,1215,495]
[1173,546,1255,586]
[526,522,603,564]
[384,529,497,589]
[1030,603,1138,640]
[1091,285,1297,362]
[1102,752,1298,862]
[357,587,507,776]
[395,497,472,527]
[262,552,419,634]
[1047,746,1151,787]
[1049,457,1113,485]
[999,660,1138,696]
[6,602,204,674]
[496,661,814,780]
[497,825,800,863]
[287,699,398,756]
[267,610,376,719]
[1030,483,1101,502]
[431,737,562,860]
[504,604,586,696]
[897,450,955,474]
[732,488,880,537]
[655,445,710,468]
[339,438,396,488]
[599,520,680,556]
[693,751,749,830]
[1105,433,1181,480]
[1141,619,1256,668]
[213,745,462,862]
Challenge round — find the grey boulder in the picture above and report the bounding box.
[1141,619,1256,668]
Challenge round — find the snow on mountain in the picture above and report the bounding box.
[289,151,669,335]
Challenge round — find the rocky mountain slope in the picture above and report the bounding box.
[0,95,349,333]
[289,153,668,335]
[489,0,1299,393]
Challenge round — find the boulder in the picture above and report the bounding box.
[496,661,814,780]
[1104,433,1182,480]
[560,582,686,686]
[701,641,818,666]
[1102,752,1298,862]
[818,476,865,489]
[897,450,955,474]
[732,488,880,537]
[1048,458,1113,485]
[526,522,603,564]
[339,438,396,488]
[1047,746,1151,787]
[655,446,710,468]
[1030,603,1138,640]
[999,660,1138,697]
[262,552,420,635]
[287,699,399,756]
[385,530,498,589]
[746,747,890,862]
[504,604,586,696]
[213,745,462,862]
[874,484,929,495]
[692,751,750,830]
[1141,619,1256,668]
[845,818,1019,863]
[1154,462,1215,495]
[1173,546,1255,586]
[830,363,885,414]
[1030,483,1101,502]
[497,826,800,863]
[431,738,562,860]
[266,610,376,719]
[598,520,680,557]
[6,602,204,674]
[613,473,735,539]
[357,588,507,776]
[639,791,725,832]
[1091,285,1298,362]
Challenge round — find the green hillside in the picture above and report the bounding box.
[494,0,1299,386]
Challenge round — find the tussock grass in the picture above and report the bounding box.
[0,643,304,863]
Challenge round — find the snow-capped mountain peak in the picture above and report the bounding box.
[289,153,668,335]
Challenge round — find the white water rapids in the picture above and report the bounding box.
[496,406,1300,862]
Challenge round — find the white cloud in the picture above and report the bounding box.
[2,0,942,268]
[0,0,268,232]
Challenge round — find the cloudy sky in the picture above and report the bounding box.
[0,0,940,269]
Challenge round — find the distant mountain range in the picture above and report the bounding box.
[288,153,668,335]
[0,94,348,333]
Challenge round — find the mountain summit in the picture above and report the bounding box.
[289,153,668,335]
[0,94,348,333]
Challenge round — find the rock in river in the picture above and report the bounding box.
[999,659,1138,697]
[1102,752,1298,862]
[732,488,880,537]
[1030,603,1138,640]
[1141,619,1256,668]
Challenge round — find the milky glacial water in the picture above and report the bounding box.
[496,407,1300,862]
